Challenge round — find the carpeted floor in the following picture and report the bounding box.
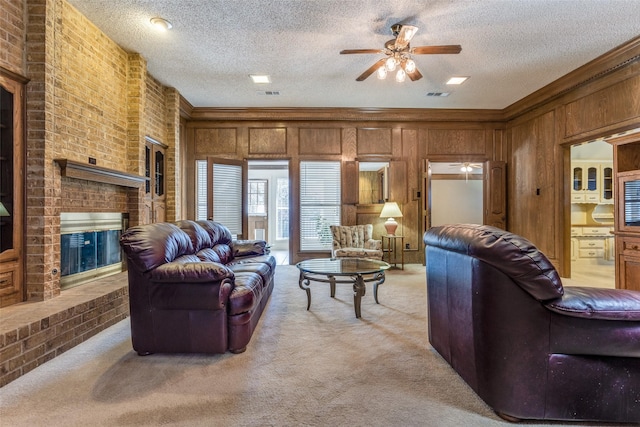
[0,265,620,426]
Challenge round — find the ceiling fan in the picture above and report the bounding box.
[340,24,462,82]
[450,162,482,182]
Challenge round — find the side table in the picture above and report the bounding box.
[382,235,404,269]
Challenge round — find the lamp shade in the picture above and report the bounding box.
[380,202,402,219]
[380,202,402,236]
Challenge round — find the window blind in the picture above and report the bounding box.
[213,163,242,235]
[300,161,341,251]
[195,160,208,221]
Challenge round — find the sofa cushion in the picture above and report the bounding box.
[228,272,263,315]
[424,224,563,301]
[120,222,194,273]
[334,248,383,260]
[196,248,222,263]
[176,220,212,252]
[546,287,640,321]
[228,261,273,288]
[196,220,233,246]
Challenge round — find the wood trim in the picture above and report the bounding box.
[188,107,504,123]
[55,159,146,188]
[0,66,29,84]
[504,35,640,120]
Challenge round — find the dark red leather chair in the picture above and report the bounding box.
[424,224,640,423]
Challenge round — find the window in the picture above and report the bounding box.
[212,163,242,236]
[195,160,208,221]
[248,180,267,215]
[300,161,341,251]
[276,177,289,239]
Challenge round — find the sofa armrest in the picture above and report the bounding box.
[365,239,382,251]
[149,261,234,283]
[231,239,268,257]
[545,286,640,321]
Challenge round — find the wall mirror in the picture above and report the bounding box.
[359,162,389,204]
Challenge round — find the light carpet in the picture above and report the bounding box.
[0,265,615,426]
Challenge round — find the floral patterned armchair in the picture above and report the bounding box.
[329,224,383,260]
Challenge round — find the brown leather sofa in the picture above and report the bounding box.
[120,220,275,355]
[423,223,640,423]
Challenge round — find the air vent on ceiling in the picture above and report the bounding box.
[256,90,281,96]
[426,92,450,97]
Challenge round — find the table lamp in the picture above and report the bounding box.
[380,202,402,235]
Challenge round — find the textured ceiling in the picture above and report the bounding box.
[67,0,640,110]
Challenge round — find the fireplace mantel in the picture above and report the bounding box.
[55,159,145,188]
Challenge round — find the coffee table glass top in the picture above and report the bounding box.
[296,258,390,275]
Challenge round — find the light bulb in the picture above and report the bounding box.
[405,59,416,73]
[395,68,406,82]
[385,57,397,71]
[377,66,387,79]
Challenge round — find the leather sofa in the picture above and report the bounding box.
[423,223,640,423]
[120,220,276,355]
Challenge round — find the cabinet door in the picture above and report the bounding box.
[144,138,167,223]
[0,74,25,307]
[600,164,613,204]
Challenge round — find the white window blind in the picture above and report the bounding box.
[300,161,341,251]
[213,163,243,236]
[195,160,208,221]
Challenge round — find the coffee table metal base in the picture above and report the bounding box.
[297,269,386,318]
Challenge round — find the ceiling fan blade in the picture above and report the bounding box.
[355,58,387,81]
[340,49,384,54]
[394,25,418,49]
[411,45,462,54]
[407,67,423,81]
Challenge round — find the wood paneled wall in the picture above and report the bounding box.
[184,38,640,270]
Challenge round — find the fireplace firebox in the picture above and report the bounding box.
[60,212,128,290]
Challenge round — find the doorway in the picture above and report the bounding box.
[428,161,484,227]
[248,160,290,265]
[569,140,614,288]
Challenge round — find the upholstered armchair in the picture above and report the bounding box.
[423,224,640,423]
[330,224,383,260]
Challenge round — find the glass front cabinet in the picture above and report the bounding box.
[144,136,167,224]
[0,71,26,307]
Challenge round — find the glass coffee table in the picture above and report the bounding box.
[296,258,390,318]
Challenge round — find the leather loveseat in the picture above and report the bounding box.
[120,220,276,355]
[423,223,640,423]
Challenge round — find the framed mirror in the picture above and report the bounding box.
[359,162,389,204]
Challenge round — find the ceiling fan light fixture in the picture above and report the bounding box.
[395,68,406,83]
[377,67,387,80]
[385,57,397,71]
[404,58,416,73]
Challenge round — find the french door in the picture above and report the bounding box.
[196,157,247,239]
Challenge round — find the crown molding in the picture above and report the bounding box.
[503,35,640,120]
[188,107,504,123]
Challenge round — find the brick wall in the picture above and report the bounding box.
[0,0,181,386]
[0,275,129,387]
[0,0,26,75]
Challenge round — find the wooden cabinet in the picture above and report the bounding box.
[0,70,26,307]
[571,226,614,261]
[609,133,640,291]
[571,161,612,204]
[144,137,167,223]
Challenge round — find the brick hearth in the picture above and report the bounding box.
[0,273,129,387]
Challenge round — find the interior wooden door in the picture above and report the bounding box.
[484,160,507,229]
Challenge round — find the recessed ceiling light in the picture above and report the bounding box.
[250,75,271,84]
[446,76,468,85]
[150,17,172,31]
